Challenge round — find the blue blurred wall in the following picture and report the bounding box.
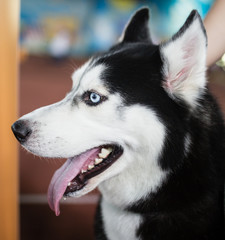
[20,0,214,57]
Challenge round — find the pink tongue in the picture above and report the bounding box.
[47,148,100,216]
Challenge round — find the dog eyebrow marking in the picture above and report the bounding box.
[71,57,102,98]
[71,59,93,93]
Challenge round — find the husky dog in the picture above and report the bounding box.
[12,8,225,240]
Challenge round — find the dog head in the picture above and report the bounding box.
[12,8,207,215]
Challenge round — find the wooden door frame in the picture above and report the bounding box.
[0,1,20,240]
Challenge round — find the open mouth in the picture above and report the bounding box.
[48,144,123,216]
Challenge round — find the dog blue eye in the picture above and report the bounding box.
[82,91,107,106]
[90,92,101,103]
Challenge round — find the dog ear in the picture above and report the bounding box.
[160,10,207,107]
[119,7,152,43]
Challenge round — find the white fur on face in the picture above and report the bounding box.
[19,61,167,208]
[69,104,167,208]
[97,105,167,207]
[20,63,111,158]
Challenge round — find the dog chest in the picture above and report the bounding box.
[101,198,142,240]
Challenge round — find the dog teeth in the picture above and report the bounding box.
[88,164,94,170]
[98,147,113,159]
[79,147,113,173]
[95,158,103,165]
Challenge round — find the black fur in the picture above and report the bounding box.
[93,8,225,240]
[120,7,151,44]
[95,198,108,240]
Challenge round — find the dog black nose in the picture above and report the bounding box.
[11,120,32,143]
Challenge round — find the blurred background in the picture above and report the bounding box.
[18,0,225,240]
[20,0,215,57]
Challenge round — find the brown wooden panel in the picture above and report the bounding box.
[20,204,96,240]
